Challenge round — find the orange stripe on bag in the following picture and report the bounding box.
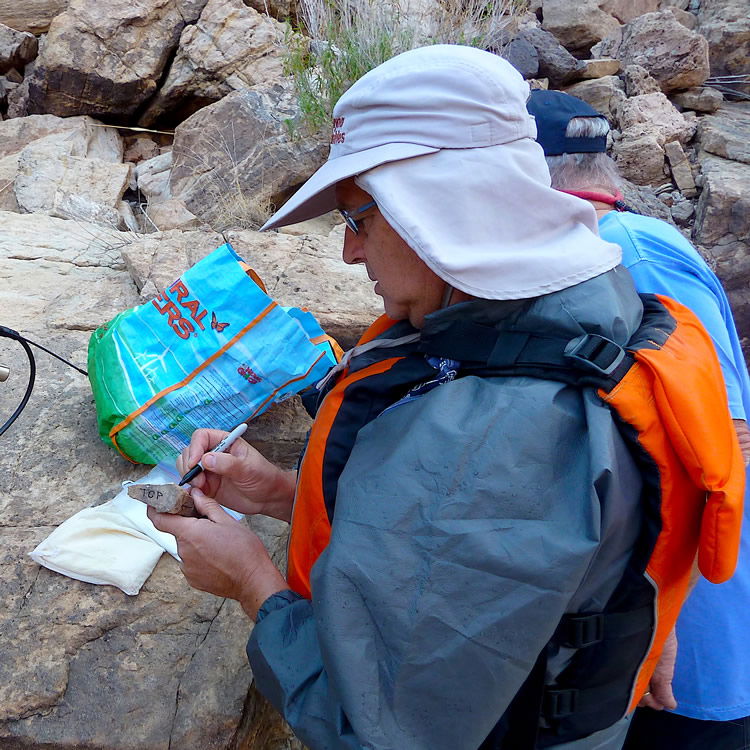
[109,301,278,439]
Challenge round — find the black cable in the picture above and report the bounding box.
[0,326,87,435]
[22,336,88,376]
[0,332,35,436]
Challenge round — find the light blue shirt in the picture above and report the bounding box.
[600,210,750,720]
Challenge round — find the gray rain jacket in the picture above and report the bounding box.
[248,267,645,750]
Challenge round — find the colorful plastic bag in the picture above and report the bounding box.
[88,242,339,464]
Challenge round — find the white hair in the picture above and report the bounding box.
[545,116,622,193]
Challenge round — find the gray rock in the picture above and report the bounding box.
[666,6,698,29]
[170,84,328,232]
[694,152,750,353]
[0,23,37,74]
[697,102,750,165]
[617,10,710,92]
[139,0,286,127]
[517,26,583,86]
[621,180,675,220]
[697,0,750,77]
[503,36,539,79]
[602,0,661,22]
[671,198,696,223]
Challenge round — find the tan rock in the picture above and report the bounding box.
[0,0,68,34]
[170,84,328,232]
[563,76,626,124]
[21,0,211,118]
[671,87,723,113]
[664,140,697,196]
[617,10,710,93]
[541,0,621,55]
[580,58,620,79]
[622,64,662,97]
[140,0,285,126]
[613,134,667,186]
[124,135,160,164]
[616,92,696,146]
[128,483,195,515]
[602,0,660,22]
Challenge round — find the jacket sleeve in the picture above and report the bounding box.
[247,376,624,750]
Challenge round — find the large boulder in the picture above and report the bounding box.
[697,0,750,77]
[0,0,68,34]
[541,0,621,56]
[697,102,750,165]
[695,153,750,354]
[169,84,328,232]
[0,114,124,217]
[19,0,210,118]
[140,0,285,127]
[616,10,710,92]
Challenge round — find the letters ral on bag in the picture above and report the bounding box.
[88,243,339,464]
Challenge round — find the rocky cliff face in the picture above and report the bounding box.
[0,1,748,748]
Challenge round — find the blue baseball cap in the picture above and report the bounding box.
[526,89,608,156]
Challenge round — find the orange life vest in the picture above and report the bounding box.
[286,293,744,743]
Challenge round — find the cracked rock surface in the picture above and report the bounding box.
[0,212,314,749]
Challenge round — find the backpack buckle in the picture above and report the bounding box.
[559,613,604,648]
[544,688,579,719]
[564,334,626,377]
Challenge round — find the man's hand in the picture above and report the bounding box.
[148,489,288,621]
[639,628,678,711]
[177,428,297,522]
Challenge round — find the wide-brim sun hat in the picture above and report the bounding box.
[262,44,621,300]
[262,44,536,230]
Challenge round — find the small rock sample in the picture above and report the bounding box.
[128,483,195,516]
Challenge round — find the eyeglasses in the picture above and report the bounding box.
[338,200,376,235]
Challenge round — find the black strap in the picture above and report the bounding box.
[554,605,653,649]
[419,321,632,388]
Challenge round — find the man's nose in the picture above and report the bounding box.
[342,228,366,265]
